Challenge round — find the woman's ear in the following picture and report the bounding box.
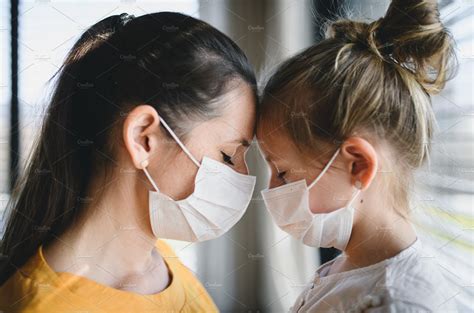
[123,105,161,169]
[340,137,378,190]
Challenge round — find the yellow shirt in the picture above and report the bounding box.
[0,240,218,313]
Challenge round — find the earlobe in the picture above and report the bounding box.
[122,105,160,170]
[141,159,149,168]
[341,137,378,190]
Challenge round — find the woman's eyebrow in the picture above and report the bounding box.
[231,138,251,147]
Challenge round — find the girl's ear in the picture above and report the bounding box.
[340,137,378,190]
[122,104,161,169]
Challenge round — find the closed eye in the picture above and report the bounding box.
[277,171,287,181]
[221,151,234,166]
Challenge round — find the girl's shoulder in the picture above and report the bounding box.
[291,239,460,312]
[368,239,460,312]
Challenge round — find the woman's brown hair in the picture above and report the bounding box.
[259,0,457,212]
[0,12,256,285]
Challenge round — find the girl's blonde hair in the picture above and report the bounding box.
[259,0,456,211]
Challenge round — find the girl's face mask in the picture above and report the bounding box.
[261,147,361,250]
[143,117,256,242]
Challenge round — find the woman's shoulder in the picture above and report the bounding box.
[1,241,218,312]
[0,264,35,313]
[154,239,219,312]
[155,238,178,257]
[0,246,89,313]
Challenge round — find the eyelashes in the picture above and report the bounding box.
[221,151,234,166]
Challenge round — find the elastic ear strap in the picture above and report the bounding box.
[143,166,160,192]
[159,117,201,168]
[346,188,361,208]
[308,147,341,190]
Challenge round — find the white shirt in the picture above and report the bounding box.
[290,239,460,312]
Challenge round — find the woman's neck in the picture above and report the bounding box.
[43,170,170,294]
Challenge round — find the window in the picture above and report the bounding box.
[0,0,10,202]
[0,0,11,232]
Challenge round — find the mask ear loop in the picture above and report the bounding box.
[307,146,362,207]
[142,160,160,193]
[159,117,201,168]
[308,147,341,190]
[141,117,201,193]
[346,183,362,208]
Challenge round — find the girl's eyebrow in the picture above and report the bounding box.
[262,154,281,171]
[268,158,284,174]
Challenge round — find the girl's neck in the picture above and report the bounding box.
[331,194,417,274]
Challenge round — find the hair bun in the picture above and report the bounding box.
[326,19,371,45]
[327,0,456,94]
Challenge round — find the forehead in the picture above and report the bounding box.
[212,82,256,140]
[256,121,296,161]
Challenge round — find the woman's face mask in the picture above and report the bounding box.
[143,117,256,242]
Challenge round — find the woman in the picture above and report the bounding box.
[0,12,257,312]
[257,0,458,311]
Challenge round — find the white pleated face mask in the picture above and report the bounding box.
[261,147,361,250]
[142,117,256,242]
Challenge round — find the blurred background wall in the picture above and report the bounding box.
[0,0,472,312]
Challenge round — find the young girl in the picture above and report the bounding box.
[0,12,257,312]
[258,0,458,311]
